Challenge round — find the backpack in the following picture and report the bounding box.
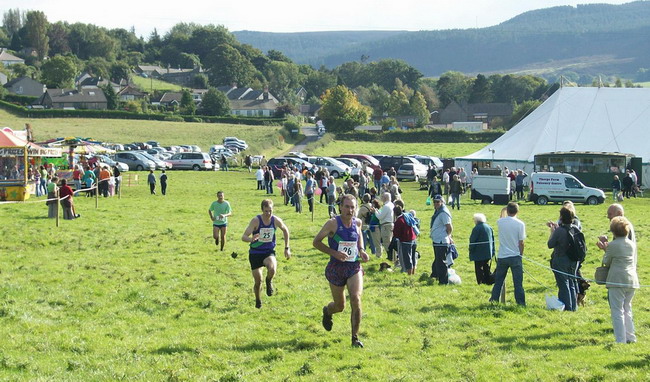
[565,225,587,262]
[361,205,373,225]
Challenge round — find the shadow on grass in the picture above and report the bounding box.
[607,355,650,370]
[233,338,322,352]
[151,344,199,355]
[490,331,578,351]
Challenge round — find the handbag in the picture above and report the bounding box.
[594,265,609,285]
[426,196,431,205]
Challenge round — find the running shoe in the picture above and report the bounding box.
[255,299,262,309]
[265,278,274,296]
[322,306,333,331]
[351,336,364,348]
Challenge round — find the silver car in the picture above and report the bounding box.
[167,152,214,170]
[114,152,156,171]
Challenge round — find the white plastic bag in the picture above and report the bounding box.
[545,294,565,311]
[447,268,462,285]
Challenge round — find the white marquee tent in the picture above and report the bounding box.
[455,87,650,187]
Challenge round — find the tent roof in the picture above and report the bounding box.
[458,87,650,163]
[0,130,29,147]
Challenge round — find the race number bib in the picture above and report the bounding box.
[259,227,274,243]
[338,241,359,262]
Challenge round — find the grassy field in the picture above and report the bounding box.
[129,75,183,93]
[636,82,650,88]
[308,139,487,159]
[0,109,294,158]
[1,167,649,381]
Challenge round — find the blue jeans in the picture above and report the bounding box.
[363,229,375,254]
[450,193,460,209]
[490,256,526,306]
[552,257,578,311]
[398,240,417,272]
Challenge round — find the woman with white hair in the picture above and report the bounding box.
[468,213,495,285]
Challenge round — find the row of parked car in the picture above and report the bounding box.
[266,153,443,182]
[102,137,249,171]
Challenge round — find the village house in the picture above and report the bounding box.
[3,77,46,97]
[0,49,24,66]
[435,100,513,126]
[35,88,108,110]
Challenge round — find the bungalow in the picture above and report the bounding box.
[230,99,278,117]
[0,49,24,66]
[117,85,147,102]
[35,88,107,110]
[160,66,205,87]
[154,92,182,108]
[299,104,320,118]
[3,77,46,97]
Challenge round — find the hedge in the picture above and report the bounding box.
[4,94,38,105]
[336,128,504,143]
[0,100,285,126]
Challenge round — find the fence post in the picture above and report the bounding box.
[55,195,60,228]
[500,279,506,303]
[95,181,99,209]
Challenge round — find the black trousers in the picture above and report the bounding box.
[306,193,314,212]
[149,183,156,194]
[474,260,492,285]
[161,181,167,195]
[432,243,449,284]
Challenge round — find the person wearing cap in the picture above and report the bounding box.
[429,194,453,284]
[209,191,232,251]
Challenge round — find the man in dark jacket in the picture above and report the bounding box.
[469,213,495,284]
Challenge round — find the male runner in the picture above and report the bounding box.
[313,194,369,347]
[242,199,291,309]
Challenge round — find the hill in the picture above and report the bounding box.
[234,2,650,80]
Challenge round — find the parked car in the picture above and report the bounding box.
[223,137,248,151]
[167,152,213,170]
[307,156,350,178]
[287,151,309,159]
[89,154,129,172]
[396,163,428,182]
[267,157,313,178]
[336,157,372,178]
[408,155,444,169]
[146,140,160,148]
[114,152,156,171]
[340,154,381,171]
[136,151,172,170]
[379,156,428,174]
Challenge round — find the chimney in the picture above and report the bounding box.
[263,86,269,101]
[231,82,237,89]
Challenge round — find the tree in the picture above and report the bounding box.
[24,11,49,60]
[193,74,209,89]
[409,91,430,126]
[508,100,541,129]
[40,55,77,88]
[435,71,471,107]
[265,60,304,102]
[180,89,196,115]
[468,74,492,103]
[48,22,70,55]
[303,70,337,99]
[205,44,256,86]
[3,9,24,37]
[368,59,422,91]
[110,61,131,83]
[274,103,299,118]
[84,57,111,78]
[200,87,230,116]
[9,63,37,79]
[355,84,390,116]
[388,90,410,116]
[267,49,292,63]
[319,85,371,133]
[101,84,118,110]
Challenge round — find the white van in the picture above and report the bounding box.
[529,172,605,205]
[470,175,510,204]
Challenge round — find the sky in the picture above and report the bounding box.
[10,0,635,37]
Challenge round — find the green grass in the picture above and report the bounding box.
[308,139,487,158]
[129,75,183,93]
[1,167,649,380]
[0,109,295,158]
[635,81,650,88]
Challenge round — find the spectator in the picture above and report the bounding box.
[58,178,79,219]
[469,213,495,285]
[393,205,418,275]
[160,170,168,195]
[429,194,452,284]
[148,170,156,195]
[547,206,579,311]
[611,175,622,201]
[375,192,395,259]
[490,202,526,306]
[449,174,462,210]
[602,216,639,343]
[256,167,264,190]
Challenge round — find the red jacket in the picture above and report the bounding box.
[393,215,416,242]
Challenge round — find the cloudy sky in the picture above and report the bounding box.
[14,0,634,37]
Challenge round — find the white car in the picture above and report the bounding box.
[336,157,372,178]
[408,155,443,169]
[307,156,351,178]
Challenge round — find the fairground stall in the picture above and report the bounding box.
[0,129,61,201]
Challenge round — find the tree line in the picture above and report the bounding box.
[1,8,556,127]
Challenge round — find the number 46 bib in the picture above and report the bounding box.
[338,241,359,262]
